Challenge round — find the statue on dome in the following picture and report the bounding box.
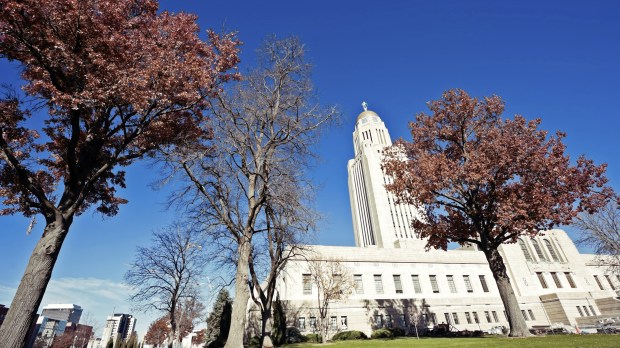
[362,101,368,111]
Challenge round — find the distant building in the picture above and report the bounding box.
[41,303,83,324]
[101,313,137,345]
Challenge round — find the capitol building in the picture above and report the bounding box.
[262,107,620,338]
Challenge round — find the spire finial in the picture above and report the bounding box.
[362,101,368,111]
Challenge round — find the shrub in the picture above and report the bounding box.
[247,336,261,348]
[389,327,405,337]
[332,330,368,340]
[371,328,393,339]
[305,333,322,343]
[286,327,308,344]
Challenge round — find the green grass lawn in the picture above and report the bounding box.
[285,335,620,348]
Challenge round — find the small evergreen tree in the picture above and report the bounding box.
[272,296,287,346]
[206,289,232,344]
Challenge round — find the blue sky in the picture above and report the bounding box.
[1,0,619,338]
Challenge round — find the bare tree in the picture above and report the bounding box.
[307,257,355,343]
[575,199,620,275]
[160,36,338,348]
[124,224,207,347]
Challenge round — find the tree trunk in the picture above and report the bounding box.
[260,309,272,348]
[0,217,71,348]
[224,239,252,348]
[483,247,532,337]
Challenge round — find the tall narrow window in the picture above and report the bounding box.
[444,313,451,324]
[354,274,364,294]
[531,239,547,261]
[492,311,499,322]
[447,275,457,293]
[452,313,460,325]
[411,275,422,293]
[374,314,383,327]
[465,312,472,324]
[479,275,489,292]
[576,306,584,316]
[393,275,403,294]
[299,317,306,330]
[374,274,384,294]
[386,314,393,328]
[594,275,605,290]
[521,310,528,321]
[463,275,473,292]
[551,272,563,288]
[330,316,337,330]
[605,275,616,290]
[430,275,439,293]
[528,310,536,320]
[589,306,596,315]
[536,272,548,289]
[583,306,590,316]
[519,239,533,261]
[484,311,492,323]
[303,274,312,295]
[544,239,560,262]
[472,312,480,324]
[310,317,317,329]
[565,272,577,288]
[341,316,348,329]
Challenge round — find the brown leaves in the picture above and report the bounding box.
[0,0,240,219]
[383,88,612,250]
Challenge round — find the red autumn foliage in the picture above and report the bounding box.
[383,89,612,336]
[0,1,239,346]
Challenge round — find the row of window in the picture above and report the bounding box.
[576,305,597,317]
[519,238,563,263]
[593,274,619,291]
[303,273,491,296]
[535,272,619,291]
[298,316,348,331]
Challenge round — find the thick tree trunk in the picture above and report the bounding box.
[0,217,71,348]
[483,247,532,337]
[224,239,252,348]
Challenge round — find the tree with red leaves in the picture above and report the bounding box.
[144,317,170,348]
[0,1,239,346]
[383,89,612,337]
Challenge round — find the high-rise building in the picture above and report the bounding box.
[101,313,136,345]
[347,106,423,249]
[41,303,82,324]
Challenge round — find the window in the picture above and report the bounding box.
[330,316,337,330]
[393,275,403,294]
[521,310,528,321]
[544,239,561,262]
[430,313,437,325]
[463,275,473,292]
[374,314,383,327]
[310,317,317,330]
[492,311,499,322]
[340,316,348,330]
[386,314,393,328]
[374,274,384,294]
[551,272,563,288]
[481,311,489,323]
[444,313,451,324]
[298,317,306,330]
[528,310,536,320]
[536,272,548,289]
[605,275,616,290]
[531,239,547,261]
[430,275,439,293]
[589,306,596,315]
[447,275,457,293]
[519,239,533,261]
[472,312,480,324]
[354,274,364,294]
[565,272,577,288]
[411,275,422,293]
[452,313,460,325]
[303,274,312,295]
[576,306,584,316]
[583,306,590,316]
[479,275,489,292]
[465,312,472,324]
[594,275,605,290]
[399,314,406,327]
